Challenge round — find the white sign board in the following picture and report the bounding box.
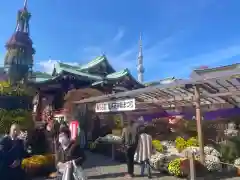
[95,98,136,113]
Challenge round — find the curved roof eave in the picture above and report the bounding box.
[106,68,145,87]
[53,62,102,80]
[79,55,115,72]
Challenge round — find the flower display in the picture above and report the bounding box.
[168,158,186,177]
[22,154,55,176]
[149,152,165,169]
[186,137,199,147]
[204,146,221,158]
[204,155,222,172]
[97,134,122,143]
[152,140,164,152]
[234,158,240,167]
[175,137,187,152]
[161,140,175,150]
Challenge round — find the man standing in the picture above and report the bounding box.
[122,119,138,178]
[135,126,154,178]
[0,124,26,180]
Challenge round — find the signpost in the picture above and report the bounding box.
[95,98,136,113]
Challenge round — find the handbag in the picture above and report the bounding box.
[62,162,73,180]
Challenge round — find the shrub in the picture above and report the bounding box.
[186,137,199,147]
[175,137,187,152]
[152,140,164,152]
[22,154,55,176]
[0,109,34,133]
[168,158,186,177]
[0,81,31,96]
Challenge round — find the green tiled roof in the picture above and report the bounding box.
[35,77,55,82]
[55,62,102,80]
[54,62,80,74]
[106,69,129,79]
[79,55,106,70]
[31,55,140,85]
[33,71,52,78]
[91,69,142,86]
[58,62,80,69]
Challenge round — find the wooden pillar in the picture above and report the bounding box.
[186,152,196,180]
[194,85,204,163]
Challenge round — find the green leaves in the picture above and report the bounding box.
[175,136,199,152]
[152,139,164,152]
[0,108,34,133]
[0,81,32,96]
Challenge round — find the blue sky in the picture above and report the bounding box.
[0,0,240,82]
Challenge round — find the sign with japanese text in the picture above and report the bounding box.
[95,98,136,113]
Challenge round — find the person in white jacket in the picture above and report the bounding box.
[134,126,154,178]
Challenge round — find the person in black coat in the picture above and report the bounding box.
[56,128,86,174]
[0,124,26,180]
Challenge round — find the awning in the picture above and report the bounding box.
[73,70,240,109]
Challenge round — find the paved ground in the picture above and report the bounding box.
[83,151,182,180]
[36,151,240,180]
[82,152,239,180]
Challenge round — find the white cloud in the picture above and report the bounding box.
[37,59,57,74]
[113,28,125,42]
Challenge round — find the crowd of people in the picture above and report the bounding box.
[0,119,155,180]
[0,121,86,180]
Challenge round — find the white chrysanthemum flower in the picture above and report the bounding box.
[149,152,166,169]
[99,134,121,143]
[234,158,240,167]
[204,146,221,158]
[205,155,222,172]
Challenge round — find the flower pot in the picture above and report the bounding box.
[237,168,240,176]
